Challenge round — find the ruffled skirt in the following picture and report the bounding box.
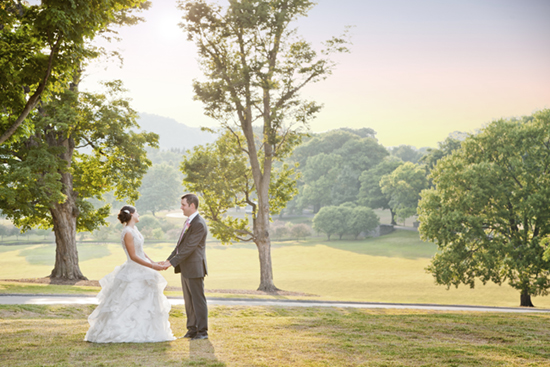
[84,261,176,343]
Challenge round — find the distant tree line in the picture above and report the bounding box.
[285,127,463,228]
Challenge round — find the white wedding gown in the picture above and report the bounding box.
[84,226,176,343]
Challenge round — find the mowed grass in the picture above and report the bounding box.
[1,304,549,367]
[2,230,550,308]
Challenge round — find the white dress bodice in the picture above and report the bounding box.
[121,226,147,263]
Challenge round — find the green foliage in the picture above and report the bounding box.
[349,206,380,239]
[0,224,9,240]
[313,206,340,240]
[389,145,426,164]
[380,162,427,222]
[92,226,110,242]
[296,132,388,211]
[358,157,403,222]
[137,214,161,231]
[0,0,150,144]
[418,109,550,304]
[144,147,185,168]
[136,164,182,216]
[182,131,252,244]
[420,135,464,175]
[299,153,342,210]
[152,228,164,240]
[334,205,354,240]
[292,130,359,167]
[0,81,158,232]
[313,204,378,240]
[182,131,298,244]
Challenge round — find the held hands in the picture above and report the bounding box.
[152,261,171,271]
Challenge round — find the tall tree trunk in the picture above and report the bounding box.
[254,188,279,292]
[49,200,86,280]
[47,129,85,280]
[256,237,278,292]
[390,208,397,225]
[520,291,534,307]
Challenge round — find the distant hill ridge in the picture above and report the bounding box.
[137,113,216,151]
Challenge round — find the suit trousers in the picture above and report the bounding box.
[181,274,208,333]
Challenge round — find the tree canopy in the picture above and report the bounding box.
[0,0,150,145]
[136,164,182,216]
[357,157,403,224]
[418,109,550,307]
[380,162,427,223]
[312,204,378,240]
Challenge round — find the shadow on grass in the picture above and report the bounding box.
[13,243,111,266]
[207,230,437,259]
[280,308,550,366]
[313,230,438,259]
[189,339,225,366]
[266,230,438,259]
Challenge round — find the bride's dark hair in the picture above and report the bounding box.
[118,205,136,224]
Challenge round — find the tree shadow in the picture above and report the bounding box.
[266,233,435,260]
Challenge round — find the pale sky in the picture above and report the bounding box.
[61,1,550,147]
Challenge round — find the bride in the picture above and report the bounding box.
[85,205,175,343]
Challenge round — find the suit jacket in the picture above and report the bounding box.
[167,214,208,278]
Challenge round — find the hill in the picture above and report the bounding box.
[137,113,216,151]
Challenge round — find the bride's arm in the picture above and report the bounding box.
[123,232,162,270]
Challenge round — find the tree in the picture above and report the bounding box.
[136,164,182,216]
[333,205,353,240]
[178,0,349,291]
[183,129,297,240]
[0,224,8,240]
[331,137,389,205]
[380,162,427,223]
[298,153,342,212]
[292,130,360,167]
[420,135,464,173]
[358,157,403,225]
[312,206,340,240]
[290,223,311,240]
[0,82,158,280]
[349,206,379,240]
[297,136,388,211]
[418,110,550,307]
[9,225,20,239]
[0,0,150,145]
[389,145,424,164]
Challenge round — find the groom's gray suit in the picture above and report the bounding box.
[167,214,208,335]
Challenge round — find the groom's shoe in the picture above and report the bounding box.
[191,332,208,340]
[182,330,197,339]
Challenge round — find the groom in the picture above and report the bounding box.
[162,193,209,340]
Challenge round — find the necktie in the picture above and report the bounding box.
[176,218,191,253]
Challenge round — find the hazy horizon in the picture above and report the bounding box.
[29,0,550,148]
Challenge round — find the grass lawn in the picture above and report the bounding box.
[1,304,549,366]
[2,230,550,308]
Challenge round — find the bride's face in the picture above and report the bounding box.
[132,210,140,223]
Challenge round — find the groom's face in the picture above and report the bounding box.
[181,198,195,217]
